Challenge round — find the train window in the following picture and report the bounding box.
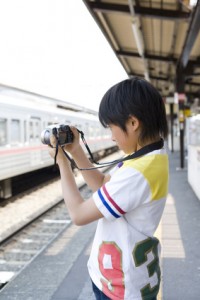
[11,119,20,144]
[48,122,54,126]
[96,126,100,138]
[89,126,94,138]
[35,121,40,141]
[24,120,28,143]
[42,121,46,130]
[84,123,89,137]
[29,121,34,141]
[0,118,7,146]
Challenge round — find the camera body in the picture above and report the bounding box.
[41,124,74,146]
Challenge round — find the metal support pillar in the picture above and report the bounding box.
[169,103,174,152]
[176,65,186,169]
[179,120,184,168]
[178,101,185,169]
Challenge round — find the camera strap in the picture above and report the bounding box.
[59,129,164,171]
[52,128,59,166]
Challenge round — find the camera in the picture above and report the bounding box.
[41,124,74,146]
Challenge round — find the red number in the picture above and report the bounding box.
[98,242,125,299]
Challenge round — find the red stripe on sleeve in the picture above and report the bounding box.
[102,185,126,215]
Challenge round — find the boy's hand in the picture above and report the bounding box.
[48,127,81,165]
[62,127,81,154]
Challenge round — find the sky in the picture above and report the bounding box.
[0,0,127,111]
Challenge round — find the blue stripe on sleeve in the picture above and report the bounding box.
[98,189,120,218]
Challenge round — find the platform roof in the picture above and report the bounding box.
[83,0,200,102]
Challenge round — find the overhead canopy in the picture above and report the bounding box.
[83,0,200,101]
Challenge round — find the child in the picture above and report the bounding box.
[48,77,169,300]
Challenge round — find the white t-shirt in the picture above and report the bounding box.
[88,149,169,300]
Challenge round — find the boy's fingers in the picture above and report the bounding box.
[50,135,57,147]
[70,126,79,139]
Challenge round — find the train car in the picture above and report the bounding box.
[186,114,200,201]
[0,85,115,199]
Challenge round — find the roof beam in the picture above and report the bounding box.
[129,73,168,81]
[117,50,200,67]
[129,72,200,87]
[185,81,200,86]
[88,2,190,20]
[178,1,200,68]
[176,0,200,92]
[117,50,177,63]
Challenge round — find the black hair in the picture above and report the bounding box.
[98,77,168,143]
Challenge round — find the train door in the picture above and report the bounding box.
[28,117,42,166]
[0,118,7,146]
[10,119,21,146]
[0,118,11,198]
[0,118,20,199]
[28,118,41,145]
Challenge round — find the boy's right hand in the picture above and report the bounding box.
[62,126,81,155]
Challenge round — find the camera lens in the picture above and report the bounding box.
[41,129,51,145]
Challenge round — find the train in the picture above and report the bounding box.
[0,85,115,199]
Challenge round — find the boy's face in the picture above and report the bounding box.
[109,119,139,154]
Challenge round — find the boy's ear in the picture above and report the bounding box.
[129,115,140,131]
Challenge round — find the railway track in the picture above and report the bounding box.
[0,150,123,290]
[0,184,92,291]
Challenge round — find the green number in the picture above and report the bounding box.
[133,237,160,299]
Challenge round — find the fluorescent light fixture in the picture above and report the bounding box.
[144,71,150,82]
[131,22,144,56]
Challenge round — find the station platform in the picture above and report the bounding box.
[0,151,200,300]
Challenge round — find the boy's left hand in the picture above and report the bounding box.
[48,135,70,166]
